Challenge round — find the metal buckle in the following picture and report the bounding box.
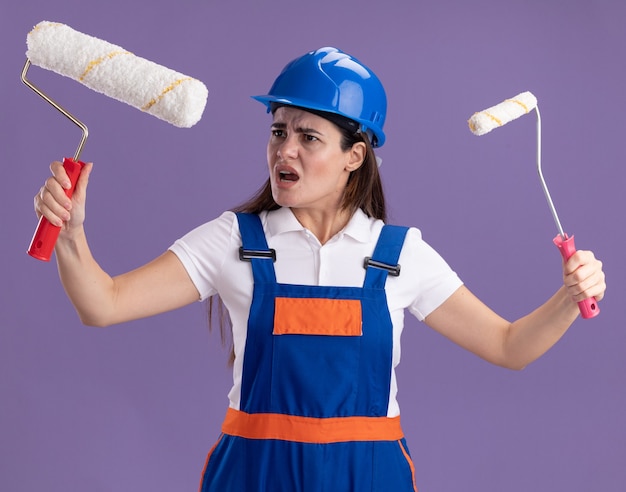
[239,247,276,262]
[363,257,401,277]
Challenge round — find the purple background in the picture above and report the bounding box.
[1,1,624,491]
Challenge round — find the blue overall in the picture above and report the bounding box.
[199,213,417,492]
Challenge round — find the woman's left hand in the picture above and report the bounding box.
[562,250,606,304]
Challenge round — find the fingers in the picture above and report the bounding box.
[34,161,93,228]
[563,250,606,303]
[50,160,73,189]
[34,162,70,226]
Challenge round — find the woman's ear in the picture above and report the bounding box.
[345,141,367,172]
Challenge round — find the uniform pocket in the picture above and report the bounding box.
[371,439,418,492]
[274,297,362,336]
[271,297,362,416]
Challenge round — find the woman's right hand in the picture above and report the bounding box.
[34,161,93,234]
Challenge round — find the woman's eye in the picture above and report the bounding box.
[272,129,285,138]
[303,134,318,142]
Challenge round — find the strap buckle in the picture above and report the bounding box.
[363,257,401,277]
[239,247,276,262]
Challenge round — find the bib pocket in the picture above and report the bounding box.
[271,296,362,417]
[274,297,362,336]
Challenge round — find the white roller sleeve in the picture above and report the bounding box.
[468,91,537,136]
[26,21,208,128]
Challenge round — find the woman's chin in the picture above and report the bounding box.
[272,189,298,209]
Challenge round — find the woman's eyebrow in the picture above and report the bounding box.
[271,122,323,135]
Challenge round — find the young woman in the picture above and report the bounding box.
[35,47,605,491]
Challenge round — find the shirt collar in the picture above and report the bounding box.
[342,209,373,243]
[265,207,373,244]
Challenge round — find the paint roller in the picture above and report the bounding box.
[22,21,209,261]
[468,91,599,319]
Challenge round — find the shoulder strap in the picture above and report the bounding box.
[363,224,409,289]
[236,212,277,284]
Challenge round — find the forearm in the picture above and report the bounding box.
[503,286,580,370]
[54,226,119,327]
[55,227,201,327]
[426,285,587,371]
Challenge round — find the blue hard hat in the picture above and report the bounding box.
[252,47,387,147]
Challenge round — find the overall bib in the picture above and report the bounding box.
[199,213,417,492]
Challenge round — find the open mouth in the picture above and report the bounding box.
[279,170,299,182]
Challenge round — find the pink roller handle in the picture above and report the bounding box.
[28,157,85,262]
[553,234,600,319]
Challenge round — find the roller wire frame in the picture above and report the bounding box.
[534,106,599,318]
[22,58,88,261]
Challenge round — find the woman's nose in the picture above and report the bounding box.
[277,135,298,160]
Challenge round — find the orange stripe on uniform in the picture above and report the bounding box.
[274,297,362,336]
[221,408,403,444]
[398,439,418,491]
[198,434,223,492]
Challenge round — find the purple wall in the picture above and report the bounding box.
[1,1,624,491]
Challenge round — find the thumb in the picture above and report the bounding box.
[72,162,93,201]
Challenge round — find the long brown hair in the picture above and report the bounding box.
[209,115,387,363]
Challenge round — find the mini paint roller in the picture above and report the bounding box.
[468,91,599,319]
[22,21,209,261]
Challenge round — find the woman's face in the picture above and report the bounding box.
[267,106,365,213]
